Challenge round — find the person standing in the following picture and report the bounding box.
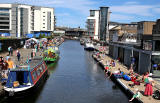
[144,77,154,96]
[8,46,11,56]
[10,46,13,56]
[2,60,8,78]
[16,50,21,61]
[7,58,14,69]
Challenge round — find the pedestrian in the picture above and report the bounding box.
[0,56,4,73]
[16,50,21,61]
[10,46,13,56]
[129,88,141,102]
[144,77,154,96]
[7,58,14,69]
[8,46,11,56]
[2,60,8,78]
[6,54,10,61]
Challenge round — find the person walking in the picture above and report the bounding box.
[16,50,21,61]
[8,46,11,56]
[10,46,13,56]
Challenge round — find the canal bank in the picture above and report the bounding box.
[0,37,64,97]
[1,40,129,103]
[92,45,160,103]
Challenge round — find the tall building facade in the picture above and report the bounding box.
[0,3,54,37]
[86,7,110,41]
[99,7,109,41]
[86,10,99,40]
[137,21,155,41]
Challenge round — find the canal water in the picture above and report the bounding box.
[2,40,129,103]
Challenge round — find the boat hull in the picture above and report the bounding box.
[5,70,49,97]
[84,47,94,51]
[44,56,59,64]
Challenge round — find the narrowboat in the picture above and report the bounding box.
[4,57,48,96]
[84,42,95,51]
[43,47,59,63]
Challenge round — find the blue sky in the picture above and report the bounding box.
[1,0,160,28]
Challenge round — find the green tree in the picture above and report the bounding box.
[42,33,46,38]
[39,33,43,38]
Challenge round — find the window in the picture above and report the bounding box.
[43,27,45,28]
[0,13,9,16]
[90,10,95,17]
[0,26,9,29]
[43,23,45,25]
[0,8,9,11]
[42,63,46,70]
[43,19,45,21]
[36,68,41,76]
[32,71,37,80]
[39,66,43,73]
[43,16,45,17]
[0,22,9,24]
[0,17,9,20]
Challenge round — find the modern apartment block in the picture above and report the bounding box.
[0,3,54,37]
[86,7,110,41]
[86,10,99,40]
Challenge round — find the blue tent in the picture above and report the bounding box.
[0,33,10,36]
[26,34,34,38]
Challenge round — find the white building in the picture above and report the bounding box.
[86,7,110,41]
[86,10,99,40]
[0,3,55,37]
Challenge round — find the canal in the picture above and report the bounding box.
[2,40,129,103]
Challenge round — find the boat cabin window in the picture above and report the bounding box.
[32,71,37,80]
[36,68,41,76]
[39,66,43,73]
[42,63,46,70]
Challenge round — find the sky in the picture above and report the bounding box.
[1,0,160,28]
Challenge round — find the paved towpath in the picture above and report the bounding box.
[94,46,160,103]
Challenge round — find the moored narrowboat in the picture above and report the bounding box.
[4,57,48,96]
[43,47,59,63]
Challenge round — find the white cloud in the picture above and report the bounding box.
[38,0,97,15]
[124,1,139,5]
[110,4,153,16]
[56,13,70,17]
[110,14,134,21]
[153,8,160,13]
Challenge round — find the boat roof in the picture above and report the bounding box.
[10,57,44,72]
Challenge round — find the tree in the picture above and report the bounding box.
[39,33,43,38]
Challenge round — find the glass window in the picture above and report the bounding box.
[42,63,46,70]
[32,71,37,80]
[39,66,43,73]
[90,10,95,17]
[0,13,9,16]
[0,17,9,20]
[36,69,41,76]
[0,8,9,11]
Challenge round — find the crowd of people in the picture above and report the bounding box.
[93,50,160,102]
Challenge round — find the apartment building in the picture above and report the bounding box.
[86,10,99,40]
[137,21,155,41]
[0,3,54,37]
[86,7,110,41]
[152,19,160,51]
[109,22,137,42]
